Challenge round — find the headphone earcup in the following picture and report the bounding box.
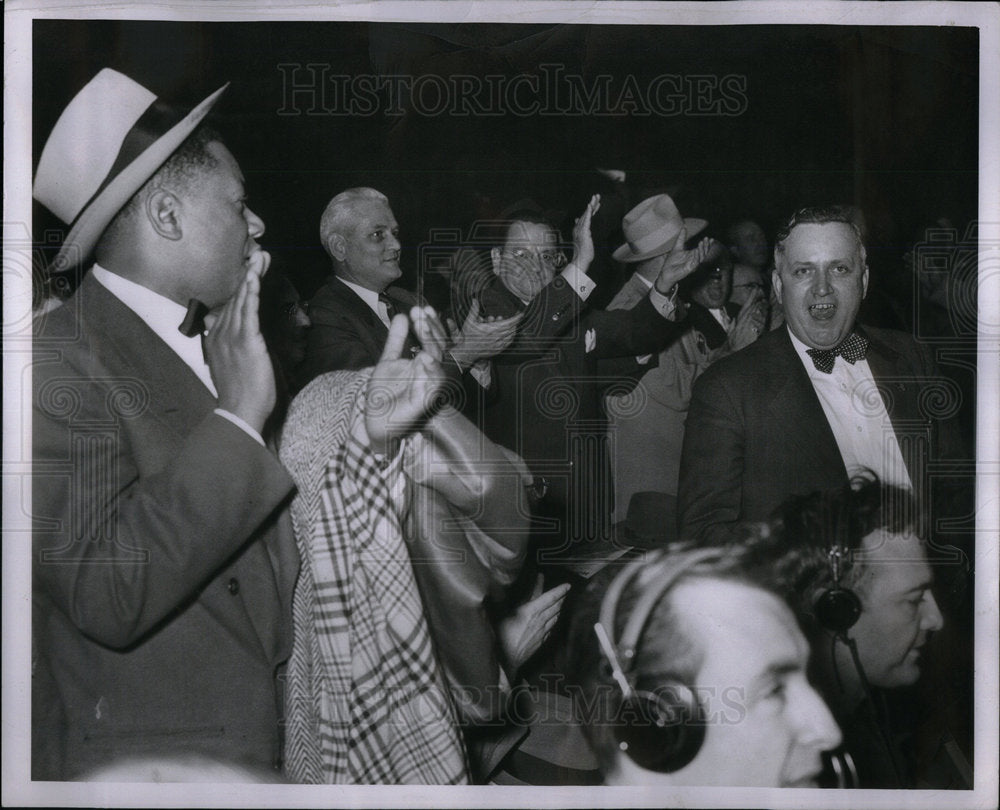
[814,587,862,634]
[612,683,706,773]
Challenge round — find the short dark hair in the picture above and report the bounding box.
[774,205,865,258]
[566,545,766,773]
[99,124,223,242]
[502,210,561,245]
[746,472,920,632]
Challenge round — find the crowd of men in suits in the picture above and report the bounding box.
[30,68,975,789]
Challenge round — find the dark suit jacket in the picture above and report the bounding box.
[678,325,969,546]
[477,273,686,547]
[298,276,419,386]
[31,274,299,780]
[684,300,740,350]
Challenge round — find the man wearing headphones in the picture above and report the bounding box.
[757,474,971,789]
[567,545,842,787]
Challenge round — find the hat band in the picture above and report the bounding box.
[69,99,191,230]
[628,220,681,256]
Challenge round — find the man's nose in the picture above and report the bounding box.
[245,205,265,239]
[812,268,832,296]
[795,683,843,752]
[920,591,945,633]
[385,230,401,252]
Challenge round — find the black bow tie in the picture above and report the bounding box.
[806,332,869,374]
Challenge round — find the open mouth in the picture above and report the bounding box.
[808,302,836,320]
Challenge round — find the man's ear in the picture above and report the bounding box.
[860,247,869,299]
[145,188,183,241]
[490,246,502,276]
[327,233,347,263]
[771,266,783,304]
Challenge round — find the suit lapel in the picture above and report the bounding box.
[80,273,294,661]
[608,273,648,310]
[81,275,217,435]
[329,277,390,344]
[766,329,847,480]
[861,328,924,488]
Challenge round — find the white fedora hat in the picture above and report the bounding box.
[612,194,708,263]
[33,69,228,273]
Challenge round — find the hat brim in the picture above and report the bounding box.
[50,83,229,273]
[612,216,710,263]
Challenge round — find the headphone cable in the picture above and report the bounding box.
[841,633,906,787]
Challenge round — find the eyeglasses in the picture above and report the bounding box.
[732,282,765,291]
[502,246,568,270]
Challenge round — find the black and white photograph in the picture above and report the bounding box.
[4,1,998,808]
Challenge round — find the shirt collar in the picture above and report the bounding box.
[338,276,382,315]
[90,264,217,395]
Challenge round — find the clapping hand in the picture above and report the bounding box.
[498,574,571,677]
[204,250,275,433]
[654,236,713,295]
[365,307,446,454]
[447,300,522,367]
[728,289,768,351]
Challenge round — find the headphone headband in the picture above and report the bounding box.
[597,547,729,679]
[592,546,730,774]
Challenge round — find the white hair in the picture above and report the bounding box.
[319,187,388,258]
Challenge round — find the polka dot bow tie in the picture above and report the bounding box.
[806,332,869,374]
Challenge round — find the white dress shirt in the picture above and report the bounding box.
[709,306,733,332]
[91,264,264,445]
[788,327,912,489]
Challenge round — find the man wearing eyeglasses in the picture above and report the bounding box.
[467,195,702,559]
[730,263,767,307]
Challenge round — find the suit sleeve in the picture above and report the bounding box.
[585,295,686,359]
[677,366,747,546]
[33,374,294,649]
[410,406,531,585]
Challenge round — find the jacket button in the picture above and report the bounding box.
[228,578,240,595]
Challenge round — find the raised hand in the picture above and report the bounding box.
[728,289,768,351]
[409,304,450,362]
[497,574,571,677]
[653,236,713,294]
[203,250,275,433]
[447,299,523,367]
[571,193,602,273]
[365,307,446,453]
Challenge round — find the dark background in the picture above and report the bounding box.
[33,20,978,320]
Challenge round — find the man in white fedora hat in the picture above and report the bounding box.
[465,196,709,561]
[30,68,300,780]
[608,192,708,306]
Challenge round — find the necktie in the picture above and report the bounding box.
[806,332,869,374]
[378,293,396,327]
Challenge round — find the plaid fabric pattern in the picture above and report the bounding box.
[279,369,468,784]
[806,331,870,374]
